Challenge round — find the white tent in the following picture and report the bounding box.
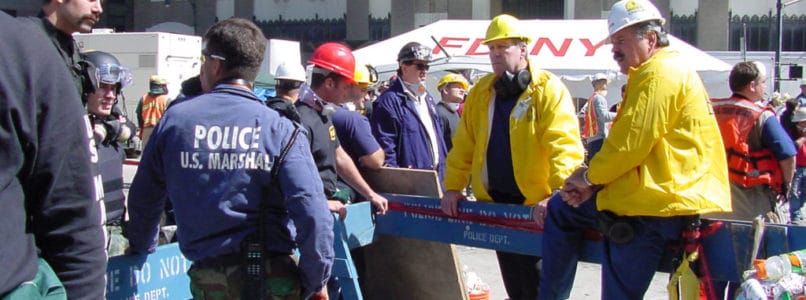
[355,19,732,105]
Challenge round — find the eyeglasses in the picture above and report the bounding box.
[403,61,430,71]
[200,51,226,63]
[94,63,132,88]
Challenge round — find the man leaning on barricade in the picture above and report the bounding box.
[441,14,584,300]
[125,18,334,299]
[535,0,732,299]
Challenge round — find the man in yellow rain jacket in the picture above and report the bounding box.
[440,14,584,300]
[536,1,731,299]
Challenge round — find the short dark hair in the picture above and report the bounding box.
[203,18,266,82]
[275,79,302,94]
[310,69,345,89]
[729,61,762,93]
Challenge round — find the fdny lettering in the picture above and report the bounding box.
[434,36,606,57]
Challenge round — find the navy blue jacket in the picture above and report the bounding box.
[370,79,447,179]
[0,13,106,299]
[331,107,381,167]
[126,84,334,293]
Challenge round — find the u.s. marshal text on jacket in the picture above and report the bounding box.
[126,84,334,293]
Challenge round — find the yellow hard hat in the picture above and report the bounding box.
[483,14,532,45]
[149,75,168,85]
[437,73,469,91]
[354,63,378,87]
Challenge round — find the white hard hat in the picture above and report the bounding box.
[593,73,609,82]
[274,62,306,82]
[794,106,806,123]
[608,0,665,38]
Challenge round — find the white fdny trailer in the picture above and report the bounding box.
[74,31,202,117]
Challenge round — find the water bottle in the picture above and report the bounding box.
[764,255,792,281]
[736,278,767,300]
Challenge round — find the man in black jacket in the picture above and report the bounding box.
[23,0,103,102]
[0,11,106,299]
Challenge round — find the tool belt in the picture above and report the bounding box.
[596,210,635,244]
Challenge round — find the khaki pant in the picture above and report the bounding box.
[141,126,155,152]
[705,183,775,221]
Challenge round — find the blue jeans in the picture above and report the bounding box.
[538,193,686,300]
[790,167,806,221]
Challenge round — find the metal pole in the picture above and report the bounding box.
[190,0,197,35]
[775,0,783,92]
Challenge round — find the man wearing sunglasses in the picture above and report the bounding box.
[126,18,334,299]
[370,42,447,179]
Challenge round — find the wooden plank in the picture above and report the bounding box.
[361,167,442,199]
[359,167,466,300]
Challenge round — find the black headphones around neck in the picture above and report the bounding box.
[493,69,531,99]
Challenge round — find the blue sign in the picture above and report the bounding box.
[375,194,603,262]
[375,194,806,282]
[106,243,191,300]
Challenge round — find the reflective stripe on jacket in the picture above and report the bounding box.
[443,63,584,205]
[582,94,598,140]
[140,93,168,128]
[587,47,731,216]
[712,97,783,193]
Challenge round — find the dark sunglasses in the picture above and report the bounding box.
[404,61,430,71]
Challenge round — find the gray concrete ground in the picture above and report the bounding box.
[455,246,670,300]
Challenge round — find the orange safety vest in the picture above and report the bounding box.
[582,93,599,140]
[712,97,783,193]
[140,93,168,128]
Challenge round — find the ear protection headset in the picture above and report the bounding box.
[493,69,531,99]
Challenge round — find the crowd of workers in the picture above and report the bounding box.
[5,0,806,299]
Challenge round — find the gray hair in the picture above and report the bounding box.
[632,20,669,47]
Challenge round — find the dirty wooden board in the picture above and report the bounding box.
[358,167,467,300]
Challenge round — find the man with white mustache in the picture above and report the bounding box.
[538,0,731,299]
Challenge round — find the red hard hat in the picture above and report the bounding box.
[308,42,356,84]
